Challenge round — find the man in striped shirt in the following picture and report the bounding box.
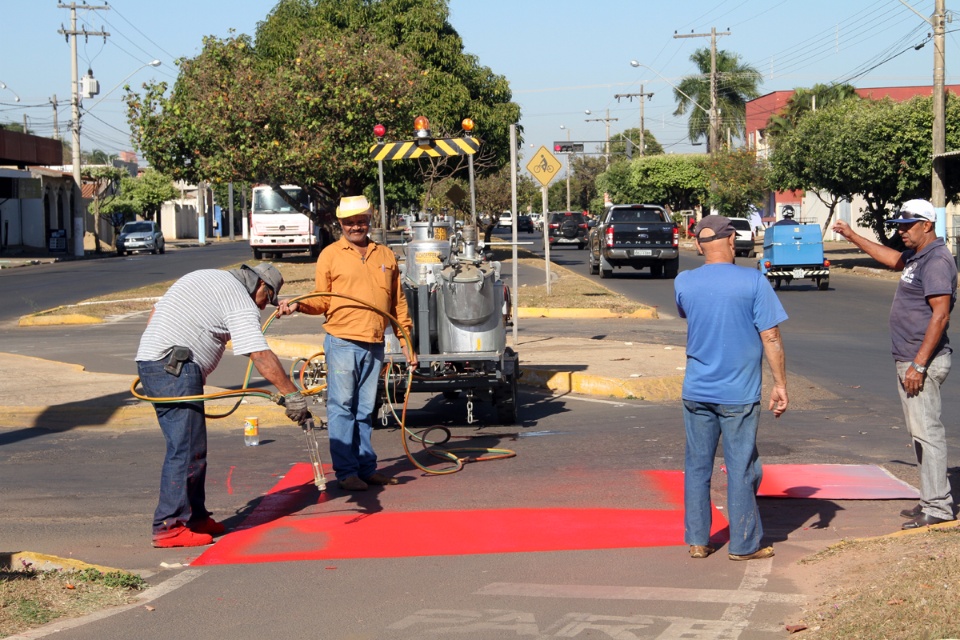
[136,263,310,548]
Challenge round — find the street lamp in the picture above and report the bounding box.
[630,60,714,151]
[560,125,572,210]
[0,82,20,103]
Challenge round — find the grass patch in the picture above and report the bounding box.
[0,567,146,637]
[796,526,960,638]
[31,249,647,319]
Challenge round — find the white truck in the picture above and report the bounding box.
[249,184,326,259]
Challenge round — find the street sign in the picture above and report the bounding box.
[369,136,479,161]
[526,145,561,187]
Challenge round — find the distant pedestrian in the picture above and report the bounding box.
[136,263,310,548]
[675,214,789,560]
[832,200,957,529]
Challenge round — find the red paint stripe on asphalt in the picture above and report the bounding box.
[226,465,234,495]
[192,467,728,566]
[757,464,920,499]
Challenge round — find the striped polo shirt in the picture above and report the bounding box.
[136,270,270,379]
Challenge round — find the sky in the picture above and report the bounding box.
[0,0,953,173]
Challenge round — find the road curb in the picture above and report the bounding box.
[521,366,683,401]
[518,307,659,320]
[1,551,125,575]
[19,311,103,326]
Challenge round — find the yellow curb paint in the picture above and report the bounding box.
[521,366,683,402]
[3,551,124,575]
[19,313,103,326]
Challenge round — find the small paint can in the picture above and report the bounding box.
[244,417,259,446]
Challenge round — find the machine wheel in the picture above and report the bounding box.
[252,248,263,260]
[600,267,612,279]
[650,263,664,278]
[748,249,756,258]
[589,259,599,275]
[663,257,680,279]
[818,277,829,291]
[773,278,782,290]
[117,249,125,257]
[159,243,165,255]
[578,243,585,250]
[309,243,321,259]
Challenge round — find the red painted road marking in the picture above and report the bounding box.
[193,467,728,566]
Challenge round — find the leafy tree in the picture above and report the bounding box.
[128,32,420,235]
[769,94,960,246]
[701,149,768,216]
[673,48,761,151]
[81,166,127,253]
[84,149,113,165]
[596,155,708,214]
[608,127,664,158]
[765,83,858,141]
[112,169,180,222]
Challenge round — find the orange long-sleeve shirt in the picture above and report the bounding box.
[297,237,413,345]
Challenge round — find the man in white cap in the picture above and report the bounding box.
[833,200,958,529]
[288,195,416,491]
[676,214,789,562]
[137,263,311,548]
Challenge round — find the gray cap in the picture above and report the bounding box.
[693,215,736,242]
[231,263,284,306]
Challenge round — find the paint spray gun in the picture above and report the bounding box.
[300,416,327,491]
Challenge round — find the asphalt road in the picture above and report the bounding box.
[0,233,952,639]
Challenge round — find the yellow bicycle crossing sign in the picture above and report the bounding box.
[526,145,561,187]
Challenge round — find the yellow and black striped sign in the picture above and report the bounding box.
[369,136,479,161]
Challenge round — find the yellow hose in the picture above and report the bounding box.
[131,290,516,474]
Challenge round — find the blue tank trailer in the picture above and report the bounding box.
[758,223,830,290]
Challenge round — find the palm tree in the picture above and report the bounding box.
[673,48,761,152]
[767,83,858,143]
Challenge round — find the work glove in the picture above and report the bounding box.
[280,391,311,424]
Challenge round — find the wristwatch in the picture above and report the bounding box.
[911,362,928,374]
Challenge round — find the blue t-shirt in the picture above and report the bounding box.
[889,238,957,362]
[675,263,788,404]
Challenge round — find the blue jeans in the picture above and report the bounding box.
[138,359,209,534]
[896,352,953,520]
[324,334,383,481]
[683,400,763,555]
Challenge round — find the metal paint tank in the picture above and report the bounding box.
[436,262,505,354]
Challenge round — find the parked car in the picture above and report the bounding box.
[517,215,534,233]
[547,211,588,249]
[729,218,757,258]
[116,220,165,256]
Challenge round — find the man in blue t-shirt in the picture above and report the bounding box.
[833,200,958,530]
[675,215,789,561]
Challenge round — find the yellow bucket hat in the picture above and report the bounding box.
[336,195,373,219]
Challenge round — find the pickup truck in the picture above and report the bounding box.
[587,204,680,279]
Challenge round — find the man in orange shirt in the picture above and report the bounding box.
[287,196,416,491]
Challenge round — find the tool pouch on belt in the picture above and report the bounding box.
[164,346,192,377]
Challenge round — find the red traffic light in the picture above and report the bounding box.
[554,144,562,152]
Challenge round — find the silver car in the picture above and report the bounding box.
[116,221,165,256]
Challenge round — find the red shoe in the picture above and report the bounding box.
[152,526,213,548]
[188,517,226,536]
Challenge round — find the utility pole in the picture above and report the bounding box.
[58,2,109,257]
[932,0,947,238]
[674,27,730,154]
[584,109,618,166]
[614,87,654,156]
[50,95,60,140]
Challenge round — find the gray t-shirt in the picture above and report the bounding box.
[136,270,270,379]
[889,238,957,362]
